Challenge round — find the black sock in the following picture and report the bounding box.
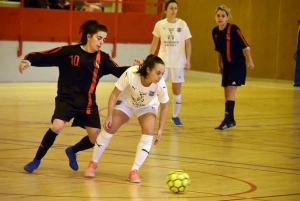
[72,136,94,153]
[223,101,229,123]
[34,129,58,160]
[226,100,235,122]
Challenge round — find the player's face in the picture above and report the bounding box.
[88,31,107,52]
[215,10,228,26]
[147,63,165,84]
[165,3,178,18]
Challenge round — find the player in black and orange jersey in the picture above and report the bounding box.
[18,20,132,173]
[212,5,255,130]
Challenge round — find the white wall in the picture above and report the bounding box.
[0,41,150,82]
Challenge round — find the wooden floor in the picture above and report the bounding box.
[0,71,300,201]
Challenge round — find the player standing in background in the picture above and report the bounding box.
[212,5,255,130]
[19,20,132,173]
[84,55,169,183]
[150,0,192,127]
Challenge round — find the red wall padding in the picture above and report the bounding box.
[122,0,145,13]
[0,7,159,43]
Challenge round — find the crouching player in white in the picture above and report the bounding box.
[84,54,169,183]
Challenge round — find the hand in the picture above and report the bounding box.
[184,61,191,71]
[218,66,223,73]
[94,60,100,68]
[133,58,141,66]
[103,115,113,131]
[154,130,162,145]
[247,62,255,70]
[19,62,29,73]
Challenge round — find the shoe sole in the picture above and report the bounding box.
[24,167,34,173]
[24,163,40,173]
[215,125,236,130]
[84,173,96,177]
[171,120,182,127]
[127,178,141,183]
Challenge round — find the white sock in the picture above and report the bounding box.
[92,129,113,163]
[172,94,181,117]
[131,135,153,170]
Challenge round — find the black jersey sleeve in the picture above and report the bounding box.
[24,47,63,67]
[231,25,249,50]
[101,53,130,78]
[111,65,130,78]
[212,27,220,51]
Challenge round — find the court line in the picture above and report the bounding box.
[0,137,299,174]
[0,168,267,201]
[219,193,300,201]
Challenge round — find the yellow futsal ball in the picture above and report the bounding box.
[166,170,190,193]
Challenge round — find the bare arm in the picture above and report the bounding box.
[243,49,255,69]
[150,36,160,55]
[184,38,192,71]
[154,102,168,145]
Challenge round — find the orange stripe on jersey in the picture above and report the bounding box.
[110,57,119,67]
[237,29,249,47]
[86,51,101,114]
[226,24,232,62]
[24,47,62,59]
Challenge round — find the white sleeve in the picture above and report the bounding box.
[152,22,160,37]
[157,78,169,103]
[115,69,130,91]
[184,23,192,40]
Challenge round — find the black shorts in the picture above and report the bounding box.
[222,62,246,87]
[51,98,101,129]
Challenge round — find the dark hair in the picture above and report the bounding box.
[136,54,165,78]
[79,20,108,45]
[164,0,177,11]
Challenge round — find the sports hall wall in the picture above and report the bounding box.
[176,0,300,80]
[0,0,159,82]
[0,0,299,82]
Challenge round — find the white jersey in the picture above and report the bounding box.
[152,18,192,68]
[115,66,169,108]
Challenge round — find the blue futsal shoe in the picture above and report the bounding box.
[65,146,78,171]
[24,159,41,173]
[171,116,183,127]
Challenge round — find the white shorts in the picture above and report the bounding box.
[163,68,185,83]
[114,100,159,118]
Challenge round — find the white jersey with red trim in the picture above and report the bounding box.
[115,66,169,108]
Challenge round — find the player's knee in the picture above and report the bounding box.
[51,124,63,134]
[140,123,155,135]
[51,119,65,134]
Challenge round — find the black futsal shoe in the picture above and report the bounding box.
[215,121,236,130]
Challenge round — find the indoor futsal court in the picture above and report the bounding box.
[0,71,299,201]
